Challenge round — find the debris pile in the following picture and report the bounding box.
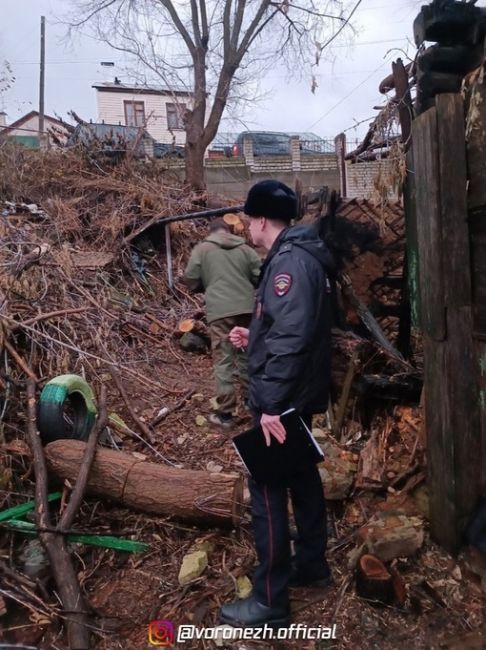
[0,142,484,649]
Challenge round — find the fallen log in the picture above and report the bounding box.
[45,441,244,527]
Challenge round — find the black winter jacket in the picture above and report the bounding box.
[247,225,335,416]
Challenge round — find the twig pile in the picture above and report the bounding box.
[0,141,204,393]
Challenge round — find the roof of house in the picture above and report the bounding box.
[6,110,66,130]
[92,82,192,97]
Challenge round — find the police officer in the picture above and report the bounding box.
[220,180,335,628]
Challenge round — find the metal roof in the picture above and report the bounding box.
[92,82,192,96]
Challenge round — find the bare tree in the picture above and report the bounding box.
[68,1,356,191]
[0,60,14,96]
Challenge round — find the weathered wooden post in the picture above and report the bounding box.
[411,93,482,551]
[465,67,486,500]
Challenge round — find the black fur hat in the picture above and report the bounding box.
[244,180,297,223]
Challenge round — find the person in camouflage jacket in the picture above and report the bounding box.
[184,218,261,427]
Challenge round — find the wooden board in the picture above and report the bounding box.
[411,107,445,341]
[436,94,472,307]
[470,206,486,335]
[475,340,486,495]
[412,95,482,552]
[466,76,486,211]
[403,148,421,328]
[444,309,481,536]
[423,337,457,548]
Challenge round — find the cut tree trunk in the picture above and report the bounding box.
[45,440,244,527]
[356,553,394,606]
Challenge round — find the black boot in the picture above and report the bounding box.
[219,596,290,628]
[288,561,333,589]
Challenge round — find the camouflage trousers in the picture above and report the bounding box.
[209,314,251,415]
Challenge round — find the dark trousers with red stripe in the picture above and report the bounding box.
[248,419,328,609]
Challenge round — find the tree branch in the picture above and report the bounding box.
[269,2,346,21]
[59,385,108,530]
[190,0,202,46]
[198,0,209,47]
[110,366,156,443]
[230,0,246,52]
[318,0,362,53]
[236,0,272,60]
[158,0,196,54]
[222,0,233,62]
[26,379,91,649]
[68,0,121,28]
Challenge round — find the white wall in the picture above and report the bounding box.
[6,114,69,143]
[345,159,398,200]
[95,90,193,144]
[8,114,66,137]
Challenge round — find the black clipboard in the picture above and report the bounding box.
[232,408,324,485]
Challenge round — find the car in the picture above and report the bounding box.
[228,131,331,157]
[154,142,185,158]
[230,131,291,157]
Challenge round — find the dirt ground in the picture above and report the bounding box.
[4,339,483,650]
[0,152,483,648]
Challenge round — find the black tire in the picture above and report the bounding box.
[419,44,483,76]
[38,374,97,445]
[416,70,463,97]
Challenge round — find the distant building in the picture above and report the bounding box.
[0,110,69,147]
[92,80,194,145]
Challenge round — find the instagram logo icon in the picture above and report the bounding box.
[148,620,174,646]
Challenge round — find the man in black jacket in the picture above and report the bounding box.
[220,180,335,629]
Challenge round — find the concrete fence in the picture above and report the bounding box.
[130,132,399,201]
[203,135,340,199]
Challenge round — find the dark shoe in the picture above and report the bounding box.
[208,412,234,429]
[220,596,289,628]
[289,567,333,589]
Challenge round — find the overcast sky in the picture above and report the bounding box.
[0,0,426,143]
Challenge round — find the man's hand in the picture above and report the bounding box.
[260,413,286,447]
[228,326,249,349]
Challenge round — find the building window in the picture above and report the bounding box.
[166,102,186,130]
[124,101,146,127]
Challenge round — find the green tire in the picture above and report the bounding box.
[38,374,97,444]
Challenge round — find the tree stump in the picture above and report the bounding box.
[356,553,394,606]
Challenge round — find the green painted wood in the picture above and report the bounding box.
[0,492,62,523]
[403,148,421,328]
[3,519,149,552]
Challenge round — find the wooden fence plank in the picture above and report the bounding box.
[476,340,486,495]
[423,338,457,548]
[403,148,420,328]
[411,108,445,341]
[436,94,472,306]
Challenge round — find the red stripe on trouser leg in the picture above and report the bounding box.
[263,485,273,607]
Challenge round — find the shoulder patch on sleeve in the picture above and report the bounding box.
[273,272,293,296]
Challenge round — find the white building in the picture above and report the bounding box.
[92,81,194,144]
[0,110,69,147]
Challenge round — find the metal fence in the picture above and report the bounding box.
[211,131,335,155]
